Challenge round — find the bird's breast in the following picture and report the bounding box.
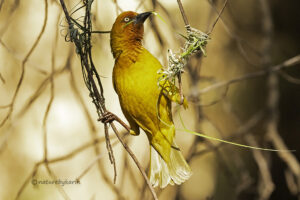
[113,63,156,97]
[113,50,163,110]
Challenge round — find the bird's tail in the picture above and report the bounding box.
[149,141,192,188]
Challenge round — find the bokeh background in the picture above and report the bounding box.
[0,0,300,199]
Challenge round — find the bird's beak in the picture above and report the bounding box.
[134,12,152,24]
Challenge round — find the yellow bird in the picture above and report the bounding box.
[110,11,192,188]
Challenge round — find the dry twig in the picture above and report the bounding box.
[198,54,300,95]
[0,0,48,128]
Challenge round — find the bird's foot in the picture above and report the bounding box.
[98,112,116,124]
[98,111,131,132]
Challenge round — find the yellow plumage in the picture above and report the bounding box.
[110,11,191,188]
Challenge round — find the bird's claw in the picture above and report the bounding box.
[98,112,116,123]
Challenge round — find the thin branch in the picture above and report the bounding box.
[246,135,275,200]
[0,72,5,84]
[135,0,147,11]
[70,60,120,197]
[207,0,228,35]
[260,0,299,197]
[279,71,300,84]
[91,30,111,34]
[0,104,11,109]
[42,10,70,200]
[198,54,300,95]
[188,83,229,107]
[227,98,275,199]
[112,0,123,15]
[0,0,20,37]
[207,0,264,67]
[156,1,180,31]
[69,56,97,132]
[193,110,265,157]
[48,136,106,163]
[176,0,191,32]
[268,127,300,191]
[0,0,5,11]
[67,0,124,196]
[0,63,68,153]
[184,54,205,167]
[17,62,68,118]
[104,122,117,183]
[76,154,104,181]
[14,129,127,199]
[284,169,299,195]
[15,163,41,200]
[42,12,57,161]
[110,123,158,200]
[70,62,124,196]
[120,146,142,193]
[0,0,48,128]
[45,164,70,200]
[176,0,191,104]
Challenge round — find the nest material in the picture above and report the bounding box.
[158,27,209,85]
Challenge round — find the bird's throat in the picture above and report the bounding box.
[111,37,143,62]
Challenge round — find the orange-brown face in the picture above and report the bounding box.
[110,11,152,41]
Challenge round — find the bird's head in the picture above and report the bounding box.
[110,11,152,58]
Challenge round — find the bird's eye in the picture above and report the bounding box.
[124,17,130,22]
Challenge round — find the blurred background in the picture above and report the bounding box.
[0,0,300,199]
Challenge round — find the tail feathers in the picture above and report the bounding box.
[149,147,174,188]
[149,142,192,188]
[168,142,192,184]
